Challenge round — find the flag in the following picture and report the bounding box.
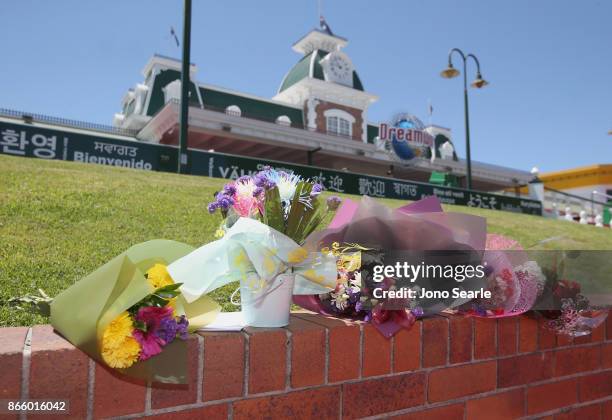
[428,101,433,116]
[320,15,334,36]
[170,26,180,47]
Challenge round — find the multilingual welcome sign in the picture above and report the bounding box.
[0,120,542,215]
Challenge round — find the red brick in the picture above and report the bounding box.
[607,314,612,341]
[449,316,472,363]
[603,399,612,418]
[466,388,525,420]
[575,322,605,345]
[363,324,391,376]
[391,403,464,420]
[497,318,517,356]
[574,334,592,345]
[286,316,325,387]
[29,326,89,419]
[293,313,360,382]
[144,403,228,419]
[246,328,287,394]
[201,332,244,401]
[557,404,602,420]
[394,322,420,372]
[556,334,574,347]
[0,327,27,400]
[603,343,612,368]
[422,316,448,367]
[519,316,538,353]
[233,387,340,420]
[527,378,578,414]
[498,352,554,388]
[552,409,572,420]
[428,361,496,402]
[554,346,601,377]
[592,322,605,342]
[474,318,496,359]
[93,364,146,418]
[152,336,199,408]
[579,371,612,401]
[539,318,557,349]
[342,372,426,419]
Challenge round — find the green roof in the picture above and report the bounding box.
[146,69,200,116]
[200,87,304,128]
[278,49,365,93]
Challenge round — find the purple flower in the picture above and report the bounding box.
[411,307,424,318]
[207,202,217,213]
[223,184,237,196]
[155,317,179,344]
[326,196,342,211]
[214,193,234,211]
[253,186,264,197]
[236,175,251,183]
[253,171,276,190]
[154,315,189,344]
[311,183,324,195]
[355,300,364,312]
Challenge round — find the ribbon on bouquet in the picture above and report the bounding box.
[167,217,338,304]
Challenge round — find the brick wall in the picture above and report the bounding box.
[2,312,612,419]
[306,100,364,142]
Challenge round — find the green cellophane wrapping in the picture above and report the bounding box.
[50,239,220,384]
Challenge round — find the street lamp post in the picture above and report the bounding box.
[440,48,488,190]
[178,0,192,174]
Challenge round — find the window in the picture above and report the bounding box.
[324,109,355,138]
[225,105,242,117]
[326,116,351,137]
[275,115,292,126]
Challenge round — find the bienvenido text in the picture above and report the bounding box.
[372,287,492,300]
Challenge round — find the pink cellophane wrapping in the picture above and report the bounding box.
[294,196,487,337]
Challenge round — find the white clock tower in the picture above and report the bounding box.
[273,20,378,143]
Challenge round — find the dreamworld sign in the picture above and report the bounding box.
[378,114,434,161]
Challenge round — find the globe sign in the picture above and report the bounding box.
[378,114,433,162]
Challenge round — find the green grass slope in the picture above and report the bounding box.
[1,155,610,327]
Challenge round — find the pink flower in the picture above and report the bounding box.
[132,329,165,361]
[132,306,174,361]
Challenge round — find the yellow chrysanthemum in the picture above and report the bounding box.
[102,312,134,349]
[146,264,174,289]
[101,336,141,368]
[101,312,140,368]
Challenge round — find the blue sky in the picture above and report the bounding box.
[2,0,611,172]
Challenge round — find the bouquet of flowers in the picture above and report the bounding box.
[207,168,340,244]
[51,240,220,383]
[314,243,417,337]
[296,195,487,337]
[167,168,341,327]
[534,252,608,337]
[100,264,188,369]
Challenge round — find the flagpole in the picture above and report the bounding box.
[178,0,192,174]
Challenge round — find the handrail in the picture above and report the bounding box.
[0,108,139,137]
[544,186,609,206]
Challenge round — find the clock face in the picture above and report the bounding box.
[327,53,352,84]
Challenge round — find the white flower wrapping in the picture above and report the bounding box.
[167,217,337,303]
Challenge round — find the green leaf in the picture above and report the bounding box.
[263,186,285,232]
[285,181,312,242]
